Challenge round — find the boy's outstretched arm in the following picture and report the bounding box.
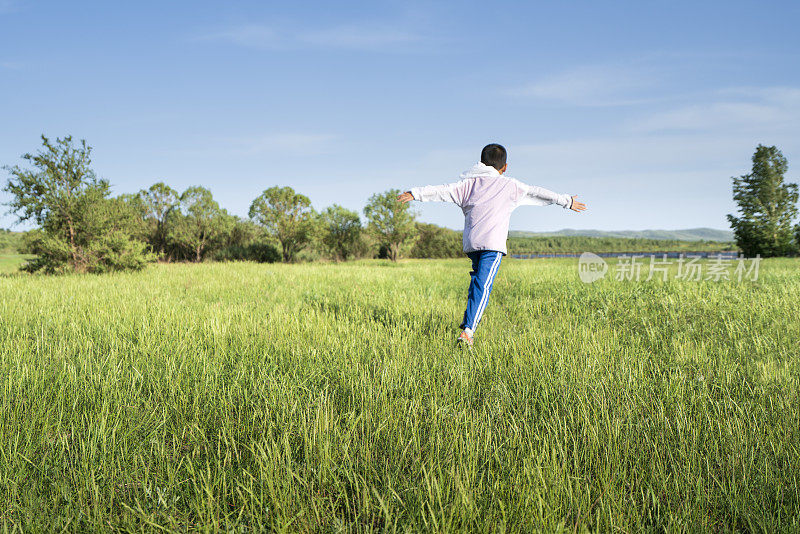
[513,179,587,212]
[397,181,468,206]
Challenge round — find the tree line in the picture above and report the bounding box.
[506,236,734,255]
[2,136,461,273]
[2,137,797,274]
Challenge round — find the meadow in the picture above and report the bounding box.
[0,257,798,531]
[0,255,33,275]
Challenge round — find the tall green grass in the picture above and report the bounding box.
[0,258,798,531]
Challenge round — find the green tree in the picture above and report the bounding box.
[727,145,799,257]
[3,135,152,273]
[166,186,232,262]
[319,205,362,261]
[212,216,281,263]
[363,189,417,261]
[410,222,462,258]
[116,193,152,242]
[249,186,315,262]
[139,182,180,258]
[796,224,800,252]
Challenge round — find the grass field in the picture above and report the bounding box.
[0,254,32,275]
[1,258,798,531]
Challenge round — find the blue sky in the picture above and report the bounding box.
[2,0,799,232]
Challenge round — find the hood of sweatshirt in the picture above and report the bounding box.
[459,162,500,180]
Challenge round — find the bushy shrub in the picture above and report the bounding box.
[410,223,462,258]
[211,242,281,263]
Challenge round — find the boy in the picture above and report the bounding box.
[397,143,587,346]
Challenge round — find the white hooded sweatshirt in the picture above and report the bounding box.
[410,162,573,255]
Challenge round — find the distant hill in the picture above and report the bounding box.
[509,227,734,242]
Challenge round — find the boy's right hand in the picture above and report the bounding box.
[570,196,587,212]
[397,191,414,203]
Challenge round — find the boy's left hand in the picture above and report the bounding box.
[397,191,414,203]
[570,196,587,212]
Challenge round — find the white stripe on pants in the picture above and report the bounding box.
[471,252,502,331]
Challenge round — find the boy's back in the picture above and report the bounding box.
[410,162,575,255]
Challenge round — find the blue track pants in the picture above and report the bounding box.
[460,250,503,332]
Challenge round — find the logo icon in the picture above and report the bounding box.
[578,252,607,283]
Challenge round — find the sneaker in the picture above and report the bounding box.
[456,330,473,347]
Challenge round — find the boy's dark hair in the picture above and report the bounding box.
[480,143,507,171]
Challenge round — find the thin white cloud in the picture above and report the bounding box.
[197,23,422,51]
[629,86,800,133]
[511,136,755,177]
[204,25,278,49]
[226,133,337,155]
[506,63,661,107]
[301,26,419,48]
